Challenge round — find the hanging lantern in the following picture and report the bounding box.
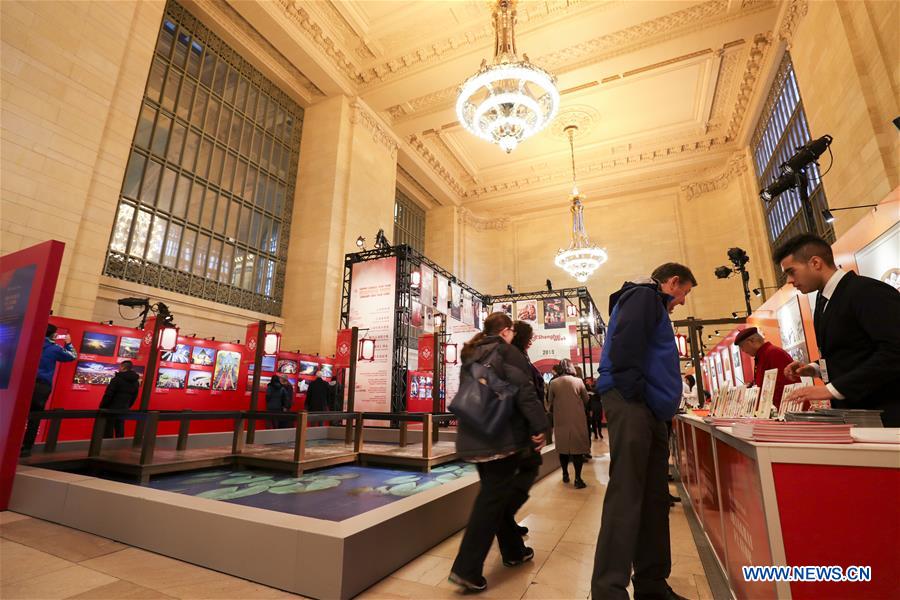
[434,313,444,328]
[359,338,376,362]
[566,304,578,318]
[158,326,179,351]
[675,333,688,357]
[410,270,422,289]
[443,343,459,365]
[264,331,281,355]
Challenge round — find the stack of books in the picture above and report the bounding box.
[814,409,884,427]
[784,412,846,424]
[732,421,854,443]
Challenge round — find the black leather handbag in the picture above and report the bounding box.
[450,347,517,437]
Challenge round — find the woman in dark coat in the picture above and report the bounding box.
[586,377,604,440]
[548,359,591,488]
[449,313,549,594]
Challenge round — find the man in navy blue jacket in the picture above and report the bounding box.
[592,263,696,600]
[21,324,78,456]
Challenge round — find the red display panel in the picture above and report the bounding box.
[406,370,444,413]
[43,316,150,441]
[695,427,726,564]
[715,439,776,599]
[772,463,900,600]
[683,424,700,513]
[0,240,65,510]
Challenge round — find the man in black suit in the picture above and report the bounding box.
[775,234,900,426]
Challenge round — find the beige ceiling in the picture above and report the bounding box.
[228,0,789,214]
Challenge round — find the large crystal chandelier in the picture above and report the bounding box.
[555,126,607,283]
[456,0,559,153]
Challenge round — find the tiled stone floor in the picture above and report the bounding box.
[1,438,712,599]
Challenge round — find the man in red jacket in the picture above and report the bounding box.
[734,328,797,408]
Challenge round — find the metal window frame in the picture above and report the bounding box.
[104,1,302,316]
[752,53,834,280]
[393,189,426,253]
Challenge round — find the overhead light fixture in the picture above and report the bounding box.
[782,135,832,174]
[555,126,607,283]
[546,279,553,292]
[455,0,559,153]
[821,203,879,224]
[356,236,366,250]
[507,284,515,294]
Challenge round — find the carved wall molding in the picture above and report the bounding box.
[726,32,773,140]
[680,150,749,201]
[706,44,744,131]
[276,0,363,84]
[458,207,510,232]
[407,134,467,198]
[778,0,809,49]
[349,100,399,158]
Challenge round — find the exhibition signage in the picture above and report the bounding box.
[334,329,353,368]
[417,334,434,372]
[0,240,65,510]
[349,257,397,414]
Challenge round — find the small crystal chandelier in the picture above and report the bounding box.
[555,126,608,283]
[456,0,559,153]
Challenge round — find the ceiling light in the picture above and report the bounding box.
[555,126,607,283]
[455,0,559,153]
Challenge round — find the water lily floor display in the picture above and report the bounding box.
[148,464,476,522]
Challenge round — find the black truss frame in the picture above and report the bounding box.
[340,244,489,412]
[485,287,607,379]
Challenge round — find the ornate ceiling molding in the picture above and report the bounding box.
[458,207,510,232]
[406,134,467,198]
[386,0,777,124]
[192,0,325,101]
[276,0,363,84]
[778,0,809,49]
[680,150,749,201]
[706,44,744,131]
[349,99,399,159]
[726,32,773,140]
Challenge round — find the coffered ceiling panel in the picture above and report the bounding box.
[240,0,789,213]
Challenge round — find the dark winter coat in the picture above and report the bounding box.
[454,336,549,459]
[265,380,292,412]
[306,377,330,412]
[100,370,140,410]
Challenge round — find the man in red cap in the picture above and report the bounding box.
[734,327,797,408]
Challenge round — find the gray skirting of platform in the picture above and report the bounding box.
[9,444,559,599]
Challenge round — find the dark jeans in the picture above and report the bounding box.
[590,415,604,438]
[592,389,671,599]
[22,380,52,452]
[103,417,125,438]
[559,453,584,479]
[506,448,541,526]
[452,453,528,579]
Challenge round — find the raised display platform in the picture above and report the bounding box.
[10,437,559,599]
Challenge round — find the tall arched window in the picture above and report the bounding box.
[104,1,303,316]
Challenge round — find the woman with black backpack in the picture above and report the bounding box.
[448,312,549,593]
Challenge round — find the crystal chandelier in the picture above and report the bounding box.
[456,0,559,153]
[555,126,607,283]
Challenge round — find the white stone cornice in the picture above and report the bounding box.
[458,207,510,232]
[778,0,809,49]
[680,150,749,201]
[348,98,399,159]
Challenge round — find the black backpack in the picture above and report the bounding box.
[450,346,518,437]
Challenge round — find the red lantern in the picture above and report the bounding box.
[566,304,578,318]
[359,338,376,362]
[443,343,458,365]
[410,270,421,288]
[158,326,179,351]
[263,331,281,355]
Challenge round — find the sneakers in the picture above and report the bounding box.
[448,572,487,593]
[574,478,587,489]
[503,546,535,567]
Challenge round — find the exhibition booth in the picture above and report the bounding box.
[673,192,900,600]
